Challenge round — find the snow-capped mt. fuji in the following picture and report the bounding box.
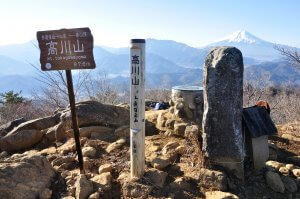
[213,30,265,44]
[204,30,280,61]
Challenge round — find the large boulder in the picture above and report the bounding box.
[0,129,44,152]
[60,101,129,129]
[0,154,55,199]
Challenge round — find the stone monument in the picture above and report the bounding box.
[202,46,244,179]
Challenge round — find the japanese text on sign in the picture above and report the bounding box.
[37,28,96,71]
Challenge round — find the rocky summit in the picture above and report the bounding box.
[0,101,299,198]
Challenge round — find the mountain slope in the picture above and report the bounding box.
[0,55,34,76]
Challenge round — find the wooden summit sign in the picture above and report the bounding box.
[37,27,95,71]
[36,27,96,174]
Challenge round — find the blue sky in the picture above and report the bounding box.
[0,0,299,47]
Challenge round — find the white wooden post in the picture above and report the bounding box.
[130,39,146,179]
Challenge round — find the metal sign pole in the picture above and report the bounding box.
[130,39,146,179]
[66,70,84,174]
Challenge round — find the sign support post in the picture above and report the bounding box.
[130,39,146,179]
[66,70,84,173]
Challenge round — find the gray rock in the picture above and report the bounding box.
[265,171,285,193]
[202,46,244,163]
[0,154,55,199]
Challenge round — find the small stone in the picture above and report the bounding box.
[173,123,187,136]
[90,172,112,191]
[82,146,97,158]
[286,164,296,171]
[281,176,298,193]
[98,163,112,174]
[279,167,289,175]
[151,157,170,170]
[266,160,285,170]
[75,174,93,199]
[205,191,239,199]
[122,182,153,198]
[292,169,300,177]
[88,192,100,199]
[144,168,168,188]
[265,171,285,193]
[106,138,126,153]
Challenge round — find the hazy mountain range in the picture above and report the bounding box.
[0,30,299,95]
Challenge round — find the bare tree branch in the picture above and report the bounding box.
[274,45,300,69]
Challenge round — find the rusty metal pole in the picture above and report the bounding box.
[65,70,84,173]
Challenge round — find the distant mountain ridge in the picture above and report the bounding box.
[0,30,299,95]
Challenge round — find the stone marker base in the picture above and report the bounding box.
[204,156,244,181]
